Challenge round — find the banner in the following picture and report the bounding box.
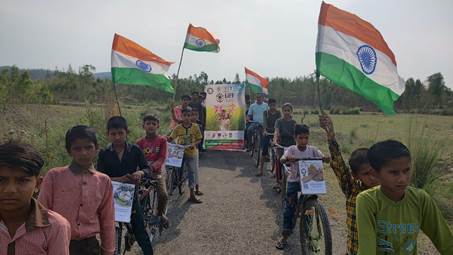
[204,83,246,150]
[112,181,135,222]
[165,143,185,167]
[299,160,326,194]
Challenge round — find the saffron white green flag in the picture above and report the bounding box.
[111,33,174,94]
[316,2,404,114]
[245,67,269,95]
[184,24,220,52]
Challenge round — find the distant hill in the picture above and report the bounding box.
[0,66,111,80]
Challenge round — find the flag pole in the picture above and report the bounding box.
[173,26,189,101]
[112,82,122,116]
[315,70,324,114]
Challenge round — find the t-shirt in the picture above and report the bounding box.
[97,143,149,177]
[356,186,453,255]
[264,110,281,133]
[136,135,167,174]
[170,123,203,158]
[275,118,297,146]
[282,145,324,183]
[247,102,269,124]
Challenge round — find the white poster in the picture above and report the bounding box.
[112,181,135,223]
[299,160,326,194]
[165,143,185,167]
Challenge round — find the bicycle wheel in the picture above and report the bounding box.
[114,223,123,255]
[254,135,261,168]
[299,199,332,255]
[166,167,174,196]
[249,134,255,157]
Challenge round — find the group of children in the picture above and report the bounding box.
[0,97,206,254]
[256,97,453,254]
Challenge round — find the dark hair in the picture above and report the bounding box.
[181,95,191,101]
[0,141,44,176]
[349,148,370,174]
[143,114,159,124]
[107,116,128,131]
[200,92,207,95]
[182,106,192,114]
[65,125,98,152]
[268,98,276,104]
[368,140,411,171]
[294,124,309,136]
[282,103,293,111]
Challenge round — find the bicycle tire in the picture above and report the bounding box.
[115,223,123,255]
[249,134,255,157]
[299,200,332,255]
[254,135,261,168]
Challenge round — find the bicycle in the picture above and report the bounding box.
[248,121,263,168]
[166,143,190,196]
[271,143,288,200]
[282,158,332,255]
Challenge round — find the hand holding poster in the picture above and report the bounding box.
[112,181,135,223]
[165,143,185,167]
[298,160,326,194]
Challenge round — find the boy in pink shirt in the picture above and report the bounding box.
[170,95,191,130]
[38,125,115,255]
[0,141,71,255]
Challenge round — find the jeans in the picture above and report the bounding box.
[183,155,198,189]
[246,122,262,147]
[69,236,100,255]
[150,172,168,216]
[131,199,153,255]
[282,182,301,235]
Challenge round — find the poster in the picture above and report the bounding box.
[204,83,246,150]
[112,181,135,223]
[165,143,185,167]
[298,160,327,194]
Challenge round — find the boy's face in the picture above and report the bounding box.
[69,138,98,168]
[256,95,263,104]
[269,103,277,110]
[375,157,411,199]
[282,107,292,118]
[143,120,159,135]
[0,166,40,213]
[181,98,190,107]
[107,128,127,147]
[190,112,199,122]
[353,163,379,188]
[182,112,191,124]
[295,133,309,148]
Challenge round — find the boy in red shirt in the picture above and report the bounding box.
[0,141,71,255]
[136,114,169,227]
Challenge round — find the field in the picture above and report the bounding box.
[1,104,452,253]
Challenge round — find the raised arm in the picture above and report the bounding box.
[319,114,353,196]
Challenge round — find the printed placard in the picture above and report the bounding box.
[298,160,326,194]
[165,143,185,167]
[112,181,135,223]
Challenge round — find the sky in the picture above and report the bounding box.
[1,0,453,88]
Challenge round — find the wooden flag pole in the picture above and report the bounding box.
[112,82,122,116]
[316,71,324,114]
[173,43,186,102]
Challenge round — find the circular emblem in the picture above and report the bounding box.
[195,39,206,48]
[357,45,377,75]
[207,88,214,94]
[216,93,224,103]
[136,60,152,72]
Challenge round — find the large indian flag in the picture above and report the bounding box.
[316,2,404,115]
[184,24,220,52]
[111,33,175,94]
[245,67,269,95]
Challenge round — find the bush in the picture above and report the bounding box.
[342,107,361,115]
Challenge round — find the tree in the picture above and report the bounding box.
[427,73,446,108]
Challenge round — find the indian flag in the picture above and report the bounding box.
[245,67,269,95]
[184,24,220,52]
[111,33,175,94]
[316,2,404,114]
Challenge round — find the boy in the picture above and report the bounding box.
[38,125,115,255]
[246,93,269,151]
[258,98,281,176]
[171,95,191,130]
[136,114,169,227]
[189,108,204,195]
[0,141,71,255]
[276,124,325,250]
[357,140,453,255]
[169,107,203,203]
[319,114,378,255]
[97,116,154,255]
